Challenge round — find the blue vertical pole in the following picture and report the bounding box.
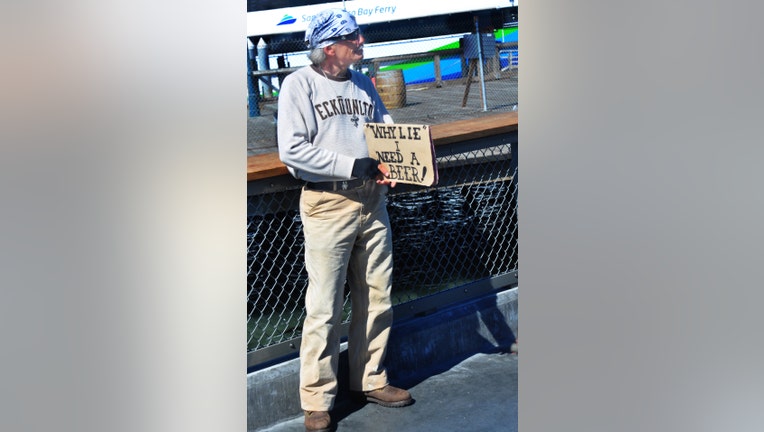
[247,38,260,117]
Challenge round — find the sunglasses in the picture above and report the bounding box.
[324,29,361,44]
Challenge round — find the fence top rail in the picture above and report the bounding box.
[247,111,517,181]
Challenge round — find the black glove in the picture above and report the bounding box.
[351,157,381,179]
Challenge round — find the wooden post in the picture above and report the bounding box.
[433,54,442,87]
[462,59,477,107]
[492,46,501,80]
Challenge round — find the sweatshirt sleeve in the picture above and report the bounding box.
[276,72,356,180]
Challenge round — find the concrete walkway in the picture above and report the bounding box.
[258,350,518,432]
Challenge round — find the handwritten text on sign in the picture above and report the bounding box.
[365,124,435,185]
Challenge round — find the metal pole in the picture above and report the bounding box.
[247,38,260,117]
[474,16,488,112]
[257,38,273,98]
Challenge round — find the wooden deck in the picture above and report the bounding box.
[248,69,518,155]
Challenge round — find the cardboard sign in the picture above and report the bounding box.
[364,123,439,187]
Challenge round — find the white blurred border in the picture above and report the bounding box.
[521,1,764,431]
[1,1,245,431]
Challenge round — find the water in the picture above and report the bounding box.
[387,179,517,301]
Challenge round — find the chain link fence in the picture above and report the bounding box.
[248,144,517,355]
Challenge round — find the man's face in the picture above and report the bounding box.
[329,31,365,66]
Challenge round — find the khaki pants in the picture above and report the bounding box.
[298,181,393,411]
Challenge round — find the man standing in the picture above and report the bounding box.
[277,8,413,432]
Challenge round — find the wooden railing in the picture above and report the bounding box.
[247,111,517,182]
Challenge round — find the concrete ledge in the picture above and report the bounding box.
[247,287,518,431]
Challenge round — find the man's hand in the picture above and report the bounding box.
[375,162,396,188]
[351,157,381,180]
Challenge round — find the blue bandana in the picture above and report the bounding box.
[305,9,359,49]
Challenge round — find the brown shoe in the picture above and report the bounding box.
[361,385,414,408]
[304,410,331,432]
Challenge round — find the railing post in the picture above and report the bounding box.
[247,38,260,117]
[257,38,273,99]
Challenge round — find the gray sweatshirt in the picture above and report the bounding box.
[277,65,393,182]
